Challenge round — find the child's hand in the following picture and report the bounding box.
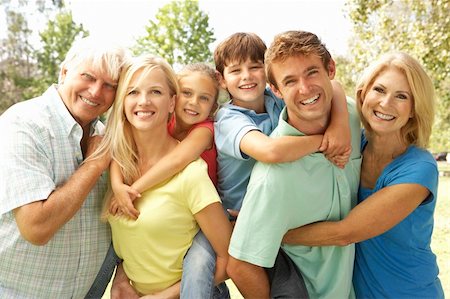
[110,183,141,219]
[319,126,351,168]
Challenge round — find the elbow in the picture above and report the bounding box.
[17,224,53,246]
[260,146,284,163]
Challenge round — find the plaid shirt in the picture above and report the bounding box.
[0,86,111,298]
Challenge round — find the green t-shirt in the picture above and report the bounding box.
[229,98,362,298]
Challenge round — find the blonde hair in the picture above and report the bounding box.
[177,62,221,116]
[91,54,179,187]
[265,30,331,89]
[356,52,435,148]
[59,36,127,83]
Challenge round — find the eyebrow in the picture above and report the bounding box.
[375,83,412,96]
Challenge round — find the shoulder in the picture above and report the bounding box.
[264,87,285,110]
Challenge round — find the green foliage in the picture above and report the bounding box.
[343,0,450,151]
[35,10,88,94]
[134,0,215,68]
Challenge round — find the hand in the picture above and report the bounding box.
[110,264,139,299]
[319,131,351,168]
[324,148,351,169]
[85,135,111,171]
[110,183,141,219]
[227,209,239,228]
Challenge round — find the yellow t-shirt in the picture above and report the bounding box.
[108,158,220,295]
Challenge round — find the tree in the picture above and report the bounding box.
[342,0,450,151]
[134,0,215,68]
[35,10,88,94]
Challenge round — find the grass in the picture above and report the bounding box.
[103,166,450,298]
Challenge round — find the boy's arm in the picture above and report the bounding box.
[320,80,351,165]
[240,130,323,163]
[132,126,213,193]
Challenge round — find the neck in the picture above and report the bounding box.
[232,96,265,113]
[133,126,177,168]
[288,112,330,135]
[365,132,408,160]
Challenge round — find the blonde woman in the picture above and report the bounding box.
[94,54,231,298]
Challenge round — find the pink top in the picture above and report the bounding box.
[168,116,218,187]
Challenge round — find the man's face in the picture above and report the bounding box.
[270,54,335,130]
[58,61,118,128]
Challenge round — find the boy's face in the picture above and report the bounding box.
[220,58,266,109]
[270,54,335,128]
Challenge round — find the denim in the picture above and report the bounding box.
[181,230,229,299]
[85,243,122,299]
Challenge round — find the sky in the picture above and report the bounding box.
[66,0,353,57]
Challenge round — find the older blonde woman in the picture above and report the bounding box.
[282,52,444,298]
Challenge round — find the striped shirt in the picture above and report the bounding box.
[0,85,111,298]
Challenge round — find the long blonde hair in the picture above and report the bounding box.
[356,52,435,148]
[91,54,179,186]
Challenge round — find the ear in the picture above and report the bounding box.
[270,84,283,99]
[169,95,176,113]
[216,71,228,90]
[59,66,68,84]
[328,58,336,80]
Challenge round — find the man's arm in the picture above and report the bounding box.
[13,135,110,245]
[227,256,270,299]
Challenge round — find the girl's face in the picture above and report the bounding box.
[361,67,413,138]
[124,67,175,132]
[175,72,217,127]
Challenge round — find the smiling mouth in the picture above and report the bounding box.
[374,111,395,120]
[301,95,319,105]
[184,109,199,116]
[135,111,154,117]
[239,83,257,89]
[80,96,98,107]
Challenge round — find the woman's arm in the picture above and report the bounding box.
[283,184,429,246]
[240,130,323,163]
[194,202,232,285]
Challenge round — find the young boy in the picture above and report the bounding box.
[214,32,351,217]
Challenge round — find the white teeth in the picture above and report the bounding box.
[136,111,153,116]
[374,111,395,120]
[301,95,319,105]
[80,96,98,106]
[240,84,256,89]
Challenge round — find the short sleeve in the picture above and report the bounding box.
[215,108,259,160]
[0,116,55,214]
[182,159,221,214]
[229,167,289,267]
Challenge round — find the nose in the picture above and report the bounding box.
[138,93,151,105]
[297,77,309,95]
[89,81,103,99]
[379,94,393,107]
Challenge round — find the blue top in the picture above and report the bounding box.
[214,88,284,212]
[353,132,444,298]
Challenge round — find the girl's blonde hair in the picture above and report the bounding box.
[356,52,435,148]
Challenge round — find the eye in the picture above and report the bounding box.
[151,89,162,95]
[396,93,408,100]
[104,83,117,91]
[307,69,318,77]
[127,89,138,96]
[373,86,384,93]
[182,90,192,97]
[81,73,95,81]
[200,95,210,102]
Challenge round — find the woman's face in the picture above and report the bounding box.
[124,67,175,132]
[361,67,413,137]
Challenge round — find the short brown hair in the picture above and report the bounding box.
[214,32,266,75]
[265,30,331,89]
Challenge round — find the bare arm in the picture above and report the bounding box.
[240,130,323,163]
[194,202,232,285]
[133,127,213,193]
[227,256,270,299]
[320,80,351,165]
[283,184,429,246]
[13,135,110,245]
[110,263,139,299]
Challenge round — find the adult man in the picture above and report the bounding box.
[0,37,126,298]
[227,30,362,298]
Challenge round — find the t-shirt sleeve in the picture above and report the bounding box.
[214,108,260,160]
[182,159,221,214]
[229,167,289,267]
[0,116,55,214]
[385,156,438,204]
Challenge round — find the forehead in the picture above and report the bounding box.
[131,67,167,86]
[225,57,262,68]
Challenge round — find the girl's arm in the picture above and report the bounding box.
[282,184,429,246]
[195,202,232,285]
[132,126,213,193]
[320,80,351,168]
[240,131,323,163]
[109,160,141,219]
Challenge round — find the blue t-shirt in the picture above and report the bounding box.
[353,132,444,298]
[214,88,284,212]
